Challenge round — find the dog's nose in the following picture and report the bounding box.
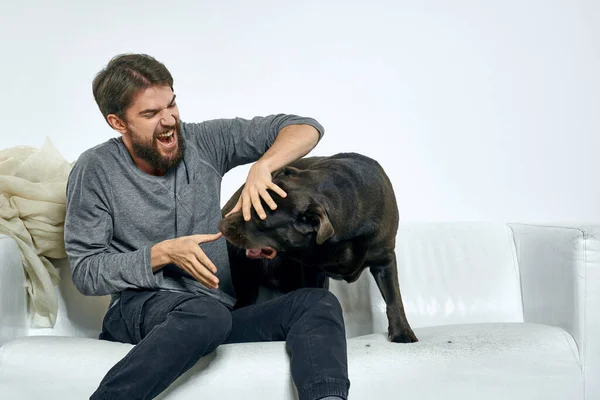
[217,219,228,235]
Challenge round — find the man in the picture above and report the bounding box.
[64,53,349,400]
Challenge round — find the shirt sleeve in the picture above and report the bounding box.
[64,152,158,296]
[183,114,325,176]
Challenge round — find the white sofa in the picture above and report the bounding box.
[0,222,598,400]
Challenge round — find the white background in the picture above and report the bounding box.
[1,0,598,222]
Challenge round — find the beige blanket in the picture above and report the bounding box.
[0,139,73,328]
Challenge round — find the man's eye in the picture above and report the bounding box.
[168,103,177,108]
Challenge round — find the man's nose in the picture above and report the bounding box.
[161,110,177,127]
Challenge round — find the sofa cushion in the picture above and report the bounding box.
[0,322,582,399]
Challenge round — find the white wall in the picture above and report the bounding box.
[1,0,598,222]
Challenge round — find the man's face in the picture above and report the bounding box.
[119,85,184,175]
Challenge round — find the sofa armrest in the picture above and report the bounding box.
[0,234,28,344]
[509,223,599,399]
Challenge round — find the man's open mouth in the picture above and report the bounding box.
[245,247,277,259]
[156,130,177,148]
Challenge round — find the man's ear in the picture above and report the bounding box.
[106,114,128,135]
[306,204,334,245]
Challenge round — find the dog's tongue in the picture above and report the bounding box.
[245,248,277,259]
[246,249,262,258]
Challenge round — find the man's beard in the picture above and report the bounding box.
[129,119,185,173]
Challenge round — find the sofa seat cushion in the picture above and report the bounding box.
[0,323,582,400]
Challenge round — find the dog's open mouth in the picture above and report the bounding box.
[245,247,277,260]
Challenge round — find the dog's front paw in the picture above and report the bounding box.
[389,327,418,343]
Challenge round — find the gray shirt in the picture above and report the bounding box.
[64,114,324,308]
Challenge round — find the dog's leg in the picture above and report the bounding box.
[369,254,418,343]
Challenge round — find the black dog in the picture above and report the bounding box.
[218,152,417,343]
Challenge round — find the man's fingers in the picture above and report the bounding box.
[239,182,285,221]
[250,188,266,220]
[242,192,253,222]
[259,188,277,210]
[190,232,223,243]
[189,259,219,289]
[186,259,208,284]
[189,251,218,283]
[268,183,287,199]
[193,247,219,275]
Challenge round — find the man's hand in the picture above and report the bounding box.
[151,233,223,289]
[226,161,287,221]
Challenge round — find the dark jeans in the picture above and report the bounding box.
[91,288,350,400]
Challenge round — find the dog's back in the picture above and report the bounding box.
[285,152,399,243]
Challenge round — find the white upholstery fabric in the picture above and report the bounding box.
[0,323,582,400]
[0,222,596,399]
[510,223,600,400]
[330,222,524,338]
[390,222,523,327]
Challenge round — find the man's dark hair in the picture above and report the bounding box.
[92,53,174,125]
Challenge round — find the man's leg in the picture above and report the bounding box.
[225,288,350,400]
[91,290,232,400]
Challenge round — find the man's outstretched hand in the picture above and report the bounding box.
[225,161,287,221]
[151,233,223,289]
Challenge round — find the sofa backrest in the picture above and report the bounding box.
[330,222,524,338]
[28,222,525,339]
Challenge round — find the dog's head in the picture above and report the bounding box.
[218,166,334,260]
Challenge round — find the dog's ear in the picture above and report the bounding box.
[273,165,301,179]
[306,204,335,245]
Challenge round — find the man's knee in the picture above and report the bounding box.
[173,297,232,346]
[290,288,344,318]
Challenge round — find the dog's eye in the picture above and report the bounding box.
[293,214,315,234]
[297,214,317,225]
[297,215,309,224]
